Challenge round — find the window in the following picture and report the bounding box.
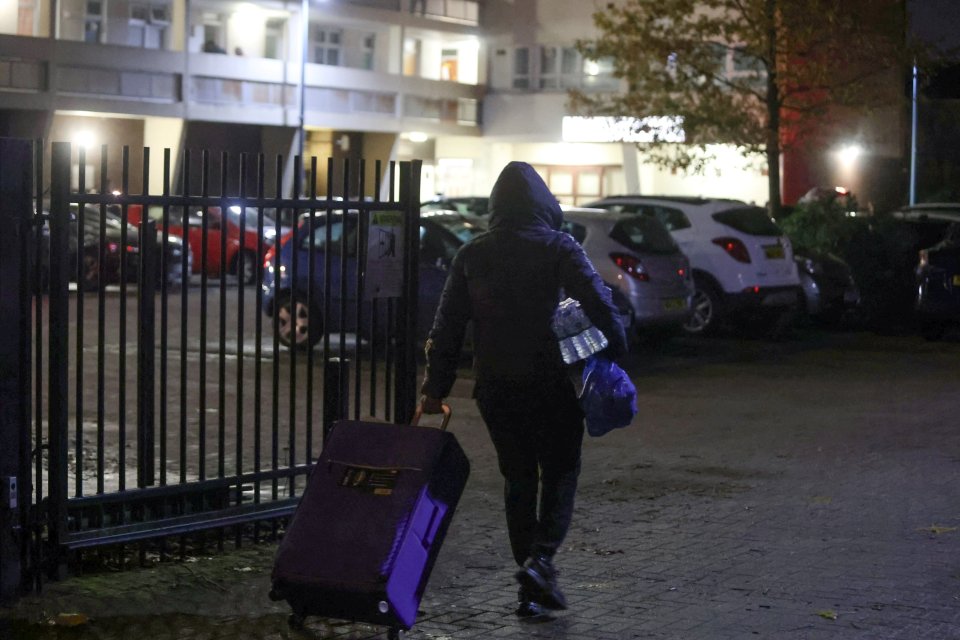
[582,56,618,90]
[512,47,530,89]
[560,221,587,244]
[17,0,37,36]
[601,203,692,231]
[419,225,459,265]
[149,4,168,23]
[712,207,782,236]
[265,18,285,59]
[610,216,679,255]
[440,48,457,81]
[301,216,358,256]
[539,46,582,89]
[311,26,342,66]
[129,2,167,48]
[85,0,103,43]
[362,33,376,70]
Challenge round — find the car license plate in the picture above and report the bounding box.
[764,244,784,259]
[762,290,797,306]
[953,275,960,287]
[663,297,685,311]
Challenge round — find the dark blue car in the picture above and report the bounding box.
[261,209,487,349]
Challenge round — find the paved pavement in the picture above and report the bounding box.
[3,329,960,639]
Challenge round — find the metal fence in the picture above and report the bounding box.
[2,138,422,595]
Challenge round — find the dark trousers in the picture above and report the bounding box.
[475,375,584,567]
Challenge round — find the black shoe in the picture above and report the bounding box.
[515,587,551,619]
[515,554,568,611]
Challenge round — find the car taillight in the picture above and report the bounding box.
[610,253,649,282]
[712,237,751,263]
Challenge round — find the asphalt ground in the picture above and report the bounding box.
[2,327,960,639]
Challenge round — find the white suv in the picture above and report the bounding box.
[586,196,801,335]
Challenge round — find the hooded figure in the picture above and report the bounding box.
[420,161,627,618]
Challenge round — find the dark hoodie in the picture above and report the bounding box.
[421,161,627,399]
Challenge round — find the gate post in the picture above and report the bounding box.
[0,137,33,603]
[393,160,421,426]
[47,142,71,576]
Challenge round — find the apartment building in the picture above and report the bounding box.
[0,0,903,208]
[0,0,483,196]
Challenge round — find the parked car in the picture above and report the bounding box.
[262,209,488,349]
[585,196,802,335]
[794,249,861,325]
[892,203,960,340]
[39,203,192,290]
[421,196,490,217]
[132,205,288,284]
[560,207,693,337]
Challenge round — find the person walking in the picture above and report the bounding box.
[418,161,628,617]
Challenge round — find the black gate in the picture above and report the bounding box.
[2,138,422,594]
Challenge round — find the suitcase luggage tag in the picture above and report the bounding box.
[411,403,452,431]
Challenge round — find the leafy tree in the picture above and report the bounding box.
[571,0,917,217]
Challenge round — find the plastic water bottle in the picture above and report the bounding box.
[552,298,608,364]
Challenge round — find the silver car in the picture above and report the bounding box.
[561,207,694,336]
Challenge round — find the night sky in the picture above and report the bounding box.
[909,0,960,49]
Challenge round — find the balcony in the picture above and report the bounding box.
[0,34,482,136]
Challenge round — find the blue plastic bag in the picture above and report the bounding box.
[579,355,637,437]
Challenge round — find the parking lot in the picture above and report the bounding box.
[4,323,960,639]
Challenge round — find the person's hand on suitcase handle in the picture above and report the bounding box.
[419,395,445,415]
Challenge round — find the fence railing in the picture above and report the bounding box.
[4,138,422,594]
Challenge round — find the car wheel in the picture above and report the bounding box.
[276,292,321,350]
[920,319,945,341]
[682,279,720,336]
[235,250,257,285]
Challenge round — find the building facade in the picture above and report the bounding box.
[1,0,904,209]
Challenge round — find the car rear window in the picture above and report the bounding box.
[712,206,783,236]
[609,216,679,255]
[595,203,692,231]
[560,221,587,244]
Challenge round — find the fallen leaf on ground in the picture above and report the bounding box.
[54,613,89,627]
[816,610,838,620]
[918,525,958,535]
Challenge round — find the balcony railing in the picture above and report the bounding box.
[0,35,481,133]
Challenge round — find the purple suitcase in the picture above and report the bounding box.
[270,408,469,637]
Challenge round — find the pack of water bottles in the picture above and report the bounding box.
[551,297,608,364]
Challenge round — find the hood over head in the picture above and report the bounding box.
[487,161,563,231]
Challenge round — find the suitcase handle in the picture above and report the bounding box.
[411,403,452,431]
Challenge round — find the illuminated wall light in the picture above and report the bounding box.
[73,130,97,149]
[406,132,429,143]
[836,144,863,168]
[584,60,600,76]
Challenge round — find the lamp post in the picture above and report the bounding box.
[909,59,919,206]
[298,0,308,178]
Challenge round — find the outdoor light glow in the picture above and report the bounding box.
[73,131,96,149]
[584,60,601,76]
[837,144,862,168]
[406,132,429,143]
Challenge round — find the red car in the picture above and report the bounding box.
[130,205,288,284]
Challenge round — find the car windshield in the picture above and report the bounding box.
[713,207,783,236]
[609,215,679,255]
[430,216,487,243]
